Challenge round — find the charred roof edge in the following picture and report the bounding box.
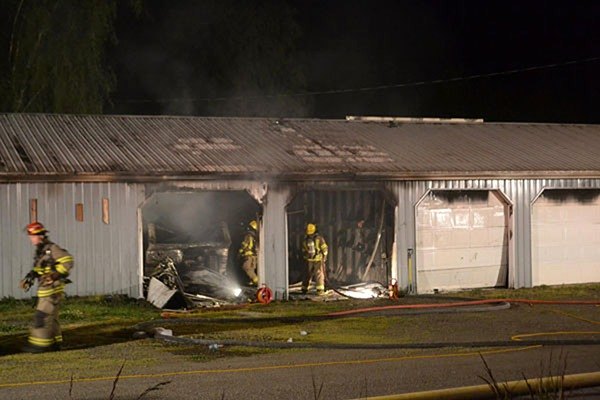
[1,170,599,183]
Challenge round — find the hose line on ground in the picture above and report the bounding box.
[327,298,600,317]
[144,298,600,350]
[155,333,600,350]
[347,371,600,400]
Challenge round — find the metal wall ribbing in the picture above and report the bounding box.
[0,182,145,299]
[389,178,600,291]
[3,178,598,300]
[262,184,293,299]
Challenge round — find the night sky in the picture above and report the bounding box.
[107,1,600,123]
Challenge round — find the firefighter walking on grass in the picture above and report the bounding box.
[20,222,74,353]
[302,223,328,295]
[239,220,259,286]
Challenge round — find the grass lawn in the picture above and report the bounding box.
[0,283,598,385]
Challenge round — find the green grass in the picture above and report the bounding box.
[0,295,162,360]
[439,283,600,301]
[0,340,164,384]
[186,316,420,345]
[0,295,160,334]
[0,283,598,380]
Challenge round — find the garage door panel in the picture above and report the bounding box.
[564,204,597,221]
[564,225,596,243]
[473,227,506,247]
[532,189,600,286]
[431,209,452,228]
[583,245,600,259]
[535,245,566,264]
[490,227,508,246]
[420,249,436,266]
[416,230,434,249]
[472,208,505,228]
[416,190,509,293]
[431,246,507,269]
[417,265,507,291]
[453,209,470,228]
[423,228,505,250]
[536,227,564,244]
[469,230,490,247]
[579,262,600,282]
[536,205,562,222]
[436,230,466,249]
[536,262,598,285]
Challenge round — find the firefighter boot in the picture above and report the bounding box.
[22,344,52,354]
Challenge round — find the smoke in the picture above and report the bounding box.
[142,191,260,242]
[114,1,310,117]
[119,46,203,115]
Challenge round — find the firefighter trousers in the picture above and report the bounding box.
[302,260,325,293]
[242,255,258,284]
[29,293,63,349]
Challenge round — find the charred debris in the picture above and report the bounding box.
[142,219,393,310]
[143,222,256,309]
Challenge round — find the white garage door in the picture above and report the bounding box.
[416,190,509,293]
[532,189,600,286]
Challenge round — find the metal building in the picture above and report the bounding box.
[1,114,599,300]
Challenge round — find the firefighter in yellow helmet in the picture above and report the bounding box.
[301,223,328,295]
[239,220,259,286]
[20,222,73,353]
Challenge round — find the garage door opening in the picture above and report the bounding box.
[416,189,511,293]
[532,188,600,286]
[141,191,261,305]
[287,190,395,293]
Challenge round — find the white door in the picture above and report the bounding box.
[532,189,600,286]
[416,190,509,293]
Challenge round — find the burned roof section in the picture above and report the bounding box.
[0,113,599,181]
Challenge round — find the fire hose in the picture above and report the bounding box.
[326,298,600,317]
[142,298,600,350]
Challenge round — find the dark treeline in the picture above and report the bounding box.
[1,1,599,122]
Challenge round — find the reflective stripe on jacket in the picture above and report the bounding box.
[31,241,73,297]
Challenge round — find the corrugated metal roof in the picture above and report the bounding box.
[0,113,599,181]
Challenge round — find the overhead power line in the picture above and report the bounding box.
[116,56,600,104]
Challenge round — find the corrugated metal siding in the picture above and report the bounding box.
[0,182,145,299]
[262,185,293,299]
[4,178,599,299]
[1,114,599,180]
[390,178,600,290]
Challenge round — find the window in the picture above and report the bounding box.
[75,203,84,222]
[102,198,110,224]
[30,199,37,222]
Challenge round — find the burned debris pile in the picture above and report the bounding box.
[143,222,254,309]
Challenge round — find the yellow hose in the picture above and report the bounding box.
[348,371,600,400]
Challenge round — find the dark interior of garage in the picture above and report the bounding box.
[141,191,261,299]
[287,189,395,289]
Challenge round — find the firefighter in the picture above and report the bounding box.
[301,223,328,295]
[239,220,259,286]
[19,222,73,353]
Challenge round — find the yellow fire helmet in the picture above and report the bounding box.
[306,223,316,235]
[249,220,258,230]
